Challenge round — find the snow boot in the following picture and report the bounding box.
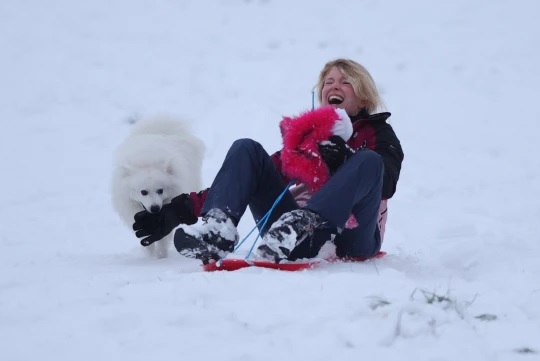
[256,209,324,262]
[174,208,239,264]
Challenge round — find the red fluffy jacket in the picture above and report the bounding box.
[279,106,342,191]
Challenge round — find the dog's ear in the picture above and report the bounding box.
[165,159,175,175]
[121,164,135,177]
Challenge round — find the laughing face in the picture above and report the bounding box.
[320,66,365,116]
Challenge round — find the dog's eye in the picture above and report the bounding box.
[157,189,163,195]
[141,190,148,196]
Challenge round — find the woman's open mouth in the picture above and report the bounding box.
[328,95,344,105]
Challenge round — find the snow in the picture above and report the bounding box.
[1,0,539,360]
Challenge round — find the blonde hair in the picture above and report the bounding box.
[315,59,384,114]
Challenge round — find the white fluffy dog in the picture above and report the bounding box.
[111,115,205,258]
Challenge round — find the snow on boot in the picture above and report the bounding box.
[174,208,239,264]
[256,209,324,262]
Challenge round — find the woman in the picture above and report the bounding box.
[133,59,404,264]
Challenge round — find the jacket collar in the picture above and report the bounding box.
[351,108,391,123]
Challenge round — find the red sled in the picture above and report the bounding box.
[202,251,386,272]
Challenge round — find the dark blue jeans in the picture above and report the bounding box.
[201,138,384,259]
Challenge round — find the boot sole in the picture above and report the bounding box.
[256,244,291,263]
[174,228,220,265]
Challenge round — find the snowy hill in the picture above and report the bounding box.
[1,1,539,360]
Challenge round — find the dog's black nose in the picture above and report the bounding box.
[150,205,161,213]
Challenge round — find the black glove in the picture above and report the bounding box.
[133,193,198,247]
[318,135,355,175]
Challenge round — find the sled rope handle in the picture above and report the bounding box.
[232,181,294,259]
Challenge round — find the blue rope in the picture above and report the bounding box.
[231,181,294,260]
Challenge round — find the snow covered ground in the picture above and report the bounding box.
[1,0,539,360]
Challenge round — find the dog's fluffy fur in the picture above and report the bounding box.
[111,115,205,258]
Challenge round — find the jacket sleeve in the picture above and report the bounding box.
[188,189,209,217]
[374,123,404,199]
[270,150,293,184]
